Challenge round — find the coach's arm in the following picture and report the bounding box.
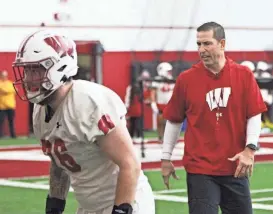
[161,120,182,189]
[46,159,70,214]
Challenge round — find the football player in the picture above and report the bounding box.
[12,30,155,214]
[150,62,175,142]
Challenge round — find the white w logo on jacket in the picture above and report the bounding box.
[206,87,231,111]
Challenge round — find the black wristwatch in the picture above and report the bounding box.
[246,143,259,151]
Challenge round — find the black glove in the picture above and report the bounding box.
[112,203,133,214]
[46,195,66,214]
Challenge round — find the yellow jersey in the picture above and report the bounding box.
[0,80,16,110]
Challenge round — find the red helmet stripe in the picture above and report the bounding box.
[44,36,73,58]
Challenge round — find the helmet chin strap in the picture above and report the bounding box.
[27,74,70,104]
[28,77,72,104]
[28,88,57,104]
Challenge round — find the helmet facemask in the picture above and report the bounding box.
[13,58,55,103]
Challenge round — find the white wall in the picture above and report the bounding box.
[1,0,273,51]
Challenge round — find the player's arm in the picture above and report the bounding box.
[228,68,267,177]
[98,120,141,214]
[46,159,70,214]
[150,87,158,113]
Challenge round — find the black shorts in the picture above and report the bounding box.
[186,173,253,214]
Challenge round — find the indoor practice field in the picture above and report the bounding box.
[0,133,273,214]
[1,0,273,214]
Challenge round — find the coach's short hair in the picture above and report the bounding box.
[197,22,225,41]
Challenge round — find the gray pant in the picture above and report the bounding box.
[0,109,16,138]
[186,173,253,214]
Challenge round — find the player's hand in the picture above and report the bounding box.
[161,159,180,189]
[228,148,255,178]
[112,203,133,214]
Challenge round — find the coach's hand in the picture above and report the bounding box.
[161,160,180,189]
[228,148,255,178]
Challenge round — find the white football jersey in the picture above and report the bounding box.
[151,80,174,105]
[33,80,148,211]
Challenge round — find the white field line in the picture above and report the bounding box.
[252,197,273,202]
[154,194,188,203]
[154,188,273,194]
[0,179,74,192]
[1,179,273,211]
[252,203,273,210]
[34,180,49,184]
[153,189,187,194]
[154,194,273,211]
[6,175,49,180]
[251,189,273,194]
[0,144,40,149]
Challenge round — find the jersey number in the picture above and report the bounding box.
[98,114,115,134]
[41,139,81,173]
[161,84,172,92]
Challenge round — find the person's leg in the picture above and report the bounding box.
[129,117,136,138]
[219,176,252,214]
[6,109,16,138]
[0,110,6,138]
[135,116,142,139]
[186,173,220,214]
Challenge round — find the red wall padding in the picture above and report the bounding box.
[103,51,273,130]
[103,51,273,100]
[0,52,29,136]
[1,51,273,135]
